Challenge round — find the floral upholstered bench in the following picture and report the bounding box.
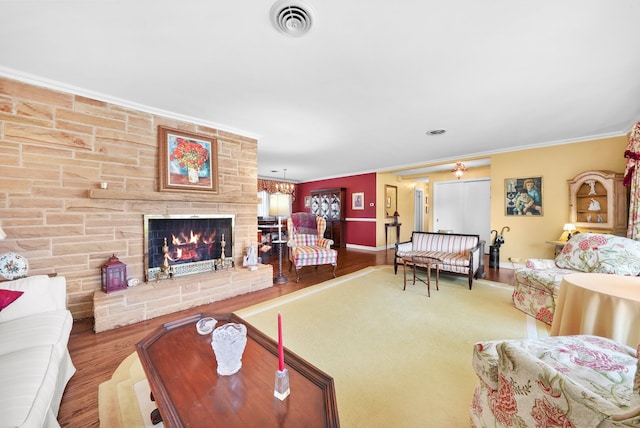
[471,335,640,427]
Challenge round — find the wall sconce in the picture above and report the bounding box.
[563,223,576,240]
[451,162,467,179]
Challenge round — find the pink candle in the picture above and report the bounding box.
[278,312,285,371]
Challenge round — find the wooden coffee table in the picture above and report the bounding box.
[401,255,442,297]
[137,313,339,427]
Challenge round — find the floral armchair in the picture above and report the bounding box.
[471,335,640,427]
[286,213,338,282]
[512,233,640,325]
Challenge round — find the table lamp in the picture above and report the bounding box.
[393,211,400,225]
[563,223,576,241]
[269,192,291,284]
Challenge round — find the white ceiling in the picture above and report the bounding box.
[1,0,639,183]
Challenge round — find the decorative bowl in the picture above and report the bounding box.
[196,317,217,335]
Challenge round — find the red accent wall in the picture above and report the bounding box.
[294,173,377,247]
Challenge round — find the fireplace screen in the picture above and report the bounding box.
[144,214,234,281]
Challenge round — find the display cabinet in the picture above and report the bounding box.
[568,170,627,236]
[310,188,346,246]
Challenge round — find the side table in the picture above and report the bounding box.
[385,223,401,250]
[401,255,442,297]
[545,240,567,257]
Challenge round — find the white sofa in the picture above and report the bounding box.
[0,275,76,428]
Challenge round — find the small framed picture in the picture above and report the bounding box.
[158,126,218,193]
[505,176,543,216]
[304,196,311,208]
[352,192,365,210]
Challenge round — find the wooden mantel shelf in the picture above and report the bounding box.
[88,189,252,203]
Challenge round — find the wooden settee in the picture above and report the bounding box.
[394,231,485,289]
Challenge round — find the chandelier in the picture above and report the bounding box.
[451,162,468,179]
[276,168,294,194]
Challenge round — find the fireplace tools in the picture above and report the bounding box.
[156,237,175,282]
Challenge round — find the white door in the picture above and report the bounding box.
[433,181,464,232]
[434,179,491,251]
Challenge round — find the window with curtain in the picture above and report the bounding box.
[257,190,270,217]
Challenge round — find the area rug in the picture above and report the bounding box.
[98,265,548,427]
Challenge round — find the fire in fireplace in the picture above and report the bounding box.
[144,214,235,281]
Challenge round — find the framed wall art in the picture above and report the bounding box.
[352,192,364,210]
[158,126,218,193]
[505,176,543,216]
[304,196,311,208]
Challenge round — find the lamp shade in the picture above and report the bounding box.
[269,192,292,217]
[0,227,6,240]
[563,223,576,232]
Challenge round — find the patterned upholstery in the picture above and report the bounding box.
[471,335,640,427]
[513,233,640,325]
[287,213,338,282]
[395,232,482,289]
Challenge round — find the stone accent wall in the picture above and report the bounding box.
[0,76,272,324]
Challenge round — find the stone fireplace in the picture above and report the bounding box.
[144,214,235,281]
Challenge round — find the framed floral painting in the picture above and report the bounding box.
[158,126,218,193]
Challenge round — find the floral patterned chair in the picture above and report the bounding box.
[286,213,338,282]
[512,233,640,325]
[471,335,640,427]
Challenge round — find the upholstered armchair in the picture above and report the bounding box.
[471,335,640,427]
[287,213,338,282]
[513,233,640,325]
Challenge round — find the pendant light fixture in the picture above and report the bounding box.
[452,162,468,179]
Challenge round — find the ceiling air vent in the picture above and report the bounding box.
[270,0,315,37]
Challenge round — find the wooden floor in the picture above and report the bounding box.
[57,248,514,427]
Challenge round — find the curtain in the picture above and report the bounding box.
[624,122,640,239]
[257,179,296,202]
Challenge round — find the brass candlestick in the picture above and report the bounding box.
[157,237,174,282]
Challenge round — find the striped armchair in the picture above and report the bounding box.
[287,213,338,282]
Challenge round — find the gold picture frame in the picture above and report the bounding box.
[158,126,218,193]
[505,176,543,216]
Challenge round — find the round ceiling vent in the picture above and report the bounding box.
[270,0,315,37]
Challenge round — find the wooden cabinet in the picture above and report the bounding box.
[310,188,346,247]
[568,171,627,236]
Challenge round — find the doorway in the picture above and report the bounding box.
[414,188,424,232]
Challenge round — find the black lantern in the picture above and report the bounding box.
[101,254,127,293]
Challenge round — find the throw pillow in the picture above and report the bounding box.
[294,234,318,246]
[0,275,61,323]
[555,233,640,275]
[0,289,24,311]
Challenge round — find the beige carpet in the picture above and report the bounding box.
[99,265,548,427]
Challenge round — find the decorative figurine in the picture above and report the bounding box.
[588,198,601,211]
[586,180,597,195]
[243,243,258,270]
